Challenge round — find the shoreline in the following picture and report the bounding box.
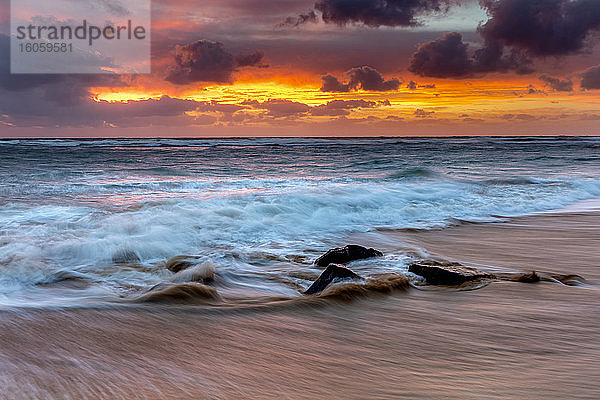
[1,211,599,399]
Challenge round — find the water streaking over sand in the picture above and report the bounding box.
[1,137,599,306]
[0,212,598,399]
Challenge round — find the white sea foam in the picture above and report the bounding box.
[0,138,599,305]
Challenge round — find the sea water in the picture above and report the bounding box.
[1,137,599,306]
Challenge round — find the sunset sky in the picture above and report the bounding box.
[1,0,600,137]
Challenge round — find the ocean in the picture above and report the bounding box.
[1,137,599,307]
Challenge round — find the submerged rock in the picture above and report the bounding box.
[497,270,542,283]
[408,260,495,285]
[314,245,383,268]
[164,255,202,273]
[549,274,586,286]
[494,271,585,286]
[136,282,221,304]
[304,264,362,295]
[169,261,216,284]
[112,249,140,265]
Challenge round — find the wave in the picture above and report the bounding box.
[134,282,221,304]
[1,137,600,306]
[316,274,410,301]
[132,272,409,307]
[1,176,599,297]
[386,167,439,181]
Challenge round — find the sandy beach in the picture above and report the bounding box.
[1,211,598,399]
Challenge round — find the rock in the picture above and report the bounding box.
[304,264,362,295]
[496,271,585,286]
[514,271,542,283]
[314,245,383,268]
[497,270,542,283]
[164,255,202,273]
[550,274,586,286]
[169,260,216,284]
[136,283,221,304]
[408,260,495,285]
[112,249,140,265]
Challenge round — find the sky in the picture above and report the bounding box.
[1,0,600,137]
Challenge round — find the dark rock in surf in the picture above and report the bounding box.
[169,261,216,284]
[408,260,495,285]
[112,249,140,265]
[164,255,202,273]
[499,270,542,283]
[550,274,586,286]
[136,282,221,304]
[496,271,586,286]
[304,264,362,295]
[314,245,383,268]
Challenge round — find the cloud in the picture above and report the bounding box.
[526,84,545,95]
[240,98,383,118]
[314,0,457,27]
[321,66,401,92]
[409,0,600,78]
[409,32,535,77]
[310,99,378,116]
[252,99,311,118]
[478,0,600,57]
[165,40,264,84]
[414,108,435,117]
[500,113,537,120]
[407,81,418,90]
[279,10,318,27]
[235,51,266,67]
[408,32,472,78]
[0,34,126,108]
[0,93,206,128]
[539,75,573,92]
[580,65,600,89]
[321,74,351,92]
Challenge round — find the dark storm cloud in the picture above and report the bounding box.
[314,0,458,27]
[471,40,533,74]
[347,66,401,90]
[235,51,266,67]
[165,40,264,84]
[321,66,401,92]
[539,75,573,92]
[409,0,600,78]
[321,74,351,92]
[580,65,600,89]
[408,32,472,78]
[408,32,533,77]
[478,0,600,57]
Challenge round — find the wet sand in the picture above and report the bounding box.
[1,213,599,399]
